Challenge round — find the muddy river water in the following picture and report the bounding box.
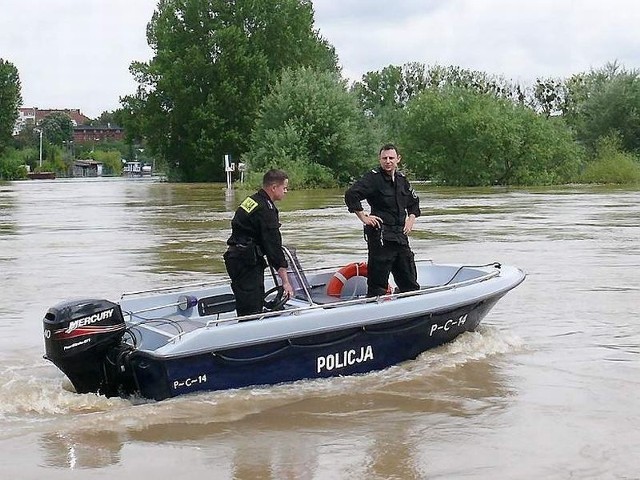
[0,178,638,479]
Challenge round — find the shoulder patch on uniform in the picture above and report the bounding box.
[397,171,405,177]
[240,196,259,214]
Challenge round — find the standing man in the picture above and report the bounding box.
[224,169,294,317]
[345,144,421,297]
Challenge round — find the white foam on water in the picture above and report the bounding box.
[0,366,126,418]
[0,325,526,435]
[417,324,527,369]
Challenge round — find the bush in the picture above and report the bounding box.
[0,149,28,180]
[91,150,123,176]
[580,136,640,184]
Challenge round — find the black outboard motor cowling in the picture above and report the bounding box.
[43,299,128,396]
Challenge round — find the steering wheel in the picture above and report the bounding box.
[263,285,288,311]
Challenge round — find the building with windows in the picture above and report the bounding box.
[14,107,92,134]
[72,125,124,144]
[14,107,36,135]
[13,107,124,144]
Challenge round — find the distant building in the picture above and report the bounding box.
[14,107,92,134]
[73,125,124,144]
[34,108,91,126]
[14,107,37,134]
[13,108,125,144]
[72,160,103,177]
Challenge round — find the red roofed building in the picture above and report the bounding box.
[14,107,92,133]
[34,108,91,126]
[14,107,125,144]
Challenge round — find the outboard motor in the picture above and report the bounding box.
[43,299,129,396]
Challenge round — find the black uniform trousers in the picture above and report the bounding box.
[366,239,419,297]
[223,249,266,317]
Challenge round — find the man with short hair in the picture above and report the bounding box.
[345,144,421,297]
[224,169,294,317]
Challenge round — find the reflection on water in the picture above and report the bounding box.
[0,185,17,236]
[0,179,639,478]
[39,430,123,469]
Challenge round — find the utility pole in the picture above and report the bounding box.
[35,128,43,167]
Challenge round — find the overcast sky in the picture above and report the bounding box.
[1,0,639,118]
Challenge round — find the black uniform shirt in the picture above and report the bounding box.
[345,167,420,244]
[227,189,288,269]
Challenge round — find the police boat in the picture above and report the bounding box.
[43,247,526,401]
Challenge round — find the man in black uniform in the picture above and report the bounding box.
[345,144,421,297]
[224,169,294,317]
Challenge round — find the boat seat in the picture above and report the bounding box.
[197,293,236,317]
[305,285,345,304]
[336,276,368,300]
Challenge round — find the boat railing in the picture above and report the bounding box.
[118,255,437,301]
[131,264,503,344]
[202,266,501,329]
[120,278,231,299]
[121,262,502,330]
[284,257,435,277]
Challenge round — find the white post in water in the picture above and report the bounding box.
[224,154,235,189]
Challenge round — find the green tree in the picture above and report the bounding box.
[90,109,123,126]
[589,73,640,152]
[12,122,39,150]
[0,59,22,154]
[39,112,73,146]
[353,63,527,115]
[121,0,338,182]
[350,64,406,141]
[352,64,404,116]
[245,67,377,187]
[400,87,582,186]
[31,113,73,172]
[561,62,640,153]
[352,62,528,141]
[530,77,567,117]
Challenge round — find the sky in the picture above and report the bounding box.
[1,0,640,119]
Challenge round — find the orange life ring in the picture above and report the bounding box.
[326,262,392,297]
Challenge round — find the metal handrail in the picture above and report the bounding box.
[118,257,437,300]
[122,264,501,323]
[120,278,230,299]
[203,267,501,329]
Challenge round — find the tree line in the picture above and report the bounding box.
[2,0,640,185]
